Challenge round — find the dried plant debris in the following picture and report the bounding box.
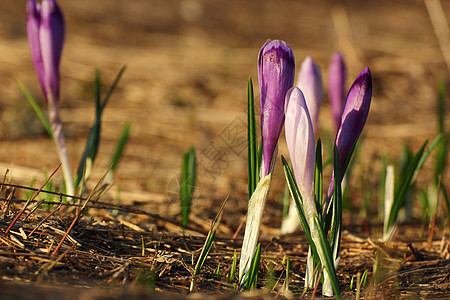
[0,184,447,299]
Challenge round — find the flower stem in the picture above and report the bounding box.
[48,98,74,198]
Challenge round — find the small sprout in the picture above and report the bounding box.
[180,146,196,227]
[215,263,221,279]
[189,227,216,292]
[229,250,237,283]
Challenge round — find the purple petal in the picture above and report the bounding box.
[297,56,323,137]
[39,0,65,102]
[26,0,47,98]
[284,87,316,204]
[258,40,295,177]
[328,52,347,132]
[327,67,372,197]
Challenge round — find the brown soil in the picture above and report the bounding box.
[0,0,449,298]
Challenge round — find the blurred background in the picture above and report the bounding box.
[0,0,448,230]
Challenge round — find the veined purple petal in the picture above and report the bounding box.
[26,0,46,98]
[39,0,65,102]
[327,67,372,197]
[328,52,346,133]
[258,40,295,177]
[297,56,323,137]
[284,87,316,206]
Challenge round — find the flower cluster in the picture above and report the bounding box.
[241,39,372,297]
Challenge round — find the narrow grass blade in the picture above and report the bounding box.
[230,250,238,282]
[329,146,342,259]
[435,78,447,176]
[194,228,216,276]
[181,146,196,227]
[17,80,53,139]
[314,139,323,212]
[285,257,290,291]
[281,156,316,255]
[110,122,131,173]
[313,217,341,299]
[247,77,258,200]
[75,66,126,188]
[189,227,215,292]
[387,136,441,230]
[240,243,261,291]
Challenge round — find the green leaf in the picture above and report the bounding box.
[329,146,343,260]
[314,139,323,212]
[281,156,317,256]
[314,217,342,299]
[240,243,261,290]
[247,77,258,200]
[435,78,447,177]
[75,66,126,188]
[190,228,216,292]
[110,122,131,173]
[17,80,53,139]
[193,228,216,276]
[181,146,196,227]
[386,136,441,230]
[285,257,290,291]
[230,250,238,282]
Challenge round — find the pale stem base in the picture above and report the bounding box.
[239,174,271,282]
[281,199,300,234]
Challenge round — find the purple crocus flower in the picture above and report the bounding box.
[328,52,347,133]
[258,40,295,177]
[327,67,372,198]
[284,87,316,212]
[26,0,65,104]
[297,57,323,137]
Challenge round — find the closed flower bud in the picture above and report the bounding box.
[258,40,295,177]
[328,52,347,133]
[297,57,323,137]
[26,0,65,104]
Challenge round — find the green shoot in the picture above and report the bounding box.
[180,146,196,227]
[247,77,259,199]
[240,243,261,291]
[215,263,221,279]
[313,216,341,299]
[314,139,323,210]
[189,227,216,292]
[110,122,131,174]
[386,135,442,231]
[281,156,316,254]
[285,257,290,292]
[229,250,238,283]
[75,66,126,189]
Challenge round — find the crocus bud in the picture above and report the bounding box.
[327,67,372,197]
[328,52,347,133]
[284,88,316,213]
[26,0,65,104]
[258,40,295,178]
[297,57,323,137]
